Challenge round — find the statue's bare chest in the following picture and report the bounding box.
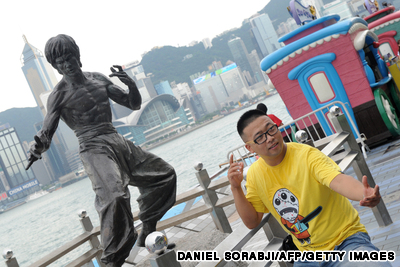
[63,80,109,112]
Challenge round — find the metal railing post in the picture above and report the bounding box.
[78,210,106,267]
[3,250,19,267]
[329,113,393,227]
[261,216,292,267]
[195,163,232,233]
[149,250,181,267]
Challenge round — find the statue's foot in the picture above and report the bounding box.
[167,243,176,250]
[137,221,157,247]
[155,243,177,256]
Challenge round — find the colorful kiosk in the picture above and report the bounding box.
[365,6,399,58]
[260,13,400,147]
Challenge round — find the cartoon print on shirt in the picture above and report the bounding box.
[273,188,322,245]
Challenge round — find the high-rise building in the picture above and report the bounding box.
[228,37,254,85]
[110,60,159,120]
[20,35,73,179]
[248,50,266,83]
[33,121,71,178]
[193,63,249,113]
[202,38,212,49]
[0,125,39,201]
[155,81,174,96]
[122,61,157,102]
[250,14,281,58]
[20,35,58,116]
[321,0,353,20]
[171,82,193,102]
[211,61,223,70]
[348,0,371,17]
[189,94,207,120]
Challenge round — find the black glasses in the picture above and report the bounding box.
[248,125,279,145]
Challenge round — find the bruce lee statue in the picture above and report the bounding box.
[27,34,176,267]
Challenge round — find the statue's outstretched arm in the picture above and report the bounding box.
[26,92,61,169]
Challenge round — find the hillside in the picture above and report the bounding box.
[0,0,293,142]
[140,0,291,85]
[0,107,43,144]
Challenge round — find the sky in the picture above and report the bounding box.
[0,0,272,113]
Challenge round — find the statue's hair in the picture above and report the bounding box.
[237,109,266,140]
[45,34,81,68]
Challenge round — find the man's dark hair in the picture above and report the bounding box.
[256,103,268,114]
[237,109,267,139]
[45,34,81,70]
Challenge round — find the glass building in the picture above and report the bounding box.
[0,126,38,201]
[228,37,254,85]
[34,121,71,179]
[322,0,353,20]
[122,61,157,103]
[155,81,174,96]
[193,63,248,113]
[113,94,194,145]
[20,35,58,117]
[250,13,281,58]
[194,75,228,113]
[20,35,73,179]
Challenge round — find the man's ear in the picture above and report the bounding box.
[245,143,255,153]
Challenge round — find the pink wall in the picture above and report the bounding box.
[268,34,374,121]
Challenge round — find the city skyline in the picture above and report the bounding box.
[1,0,270,113]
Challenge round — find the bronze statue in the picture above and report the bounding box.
[27,34,177,267]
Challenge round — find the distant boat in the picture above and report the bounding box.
[47,185,62,193]
[26,190,49,202]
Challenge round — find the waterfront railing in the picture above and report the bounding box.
[279,101,370,158]
[3,103,393,267]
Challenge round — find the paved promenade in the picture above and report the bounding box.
[130,138,400,267]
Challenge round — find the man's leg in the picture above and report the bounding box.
[326,232,393,267]
[294,260,320,267]
[81,151,137,266]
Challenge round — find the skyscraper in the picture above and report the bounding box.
[202,38,212,49]
[0,125,39,201]
[193,63,249,113]
[20,35,71,179]
[111,60,159,120]
[122,61,157,102]
[155,81,174,96]
[228,37,254,85]
[250,14,281,58]
[321,0,353,20]
[20,35,58,116]
[248,50,266,83]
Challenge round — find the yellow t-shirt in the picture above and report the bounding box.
[245,142,366,251]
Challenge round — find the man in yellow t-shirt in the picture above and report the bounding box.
[228,109,391,266]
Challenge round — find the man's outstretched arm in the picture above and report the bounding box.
[106,65,142,110]
[330,174,381,208]
[228,154,263,229]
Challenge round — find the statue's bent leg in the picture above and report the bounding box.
[127,146,177,246]
[80,151,137,266]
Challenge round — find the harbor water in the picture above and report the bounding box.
[0,94,291,266]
